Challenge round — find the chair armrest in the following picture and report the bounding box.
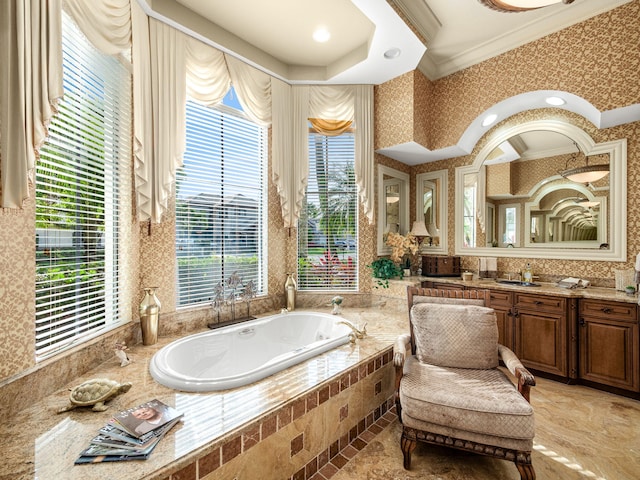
[393,334,411,419]
[393,334,411,368]
[498,344,536,402]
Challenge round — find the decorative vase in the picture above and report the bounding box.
[139,287,161,345]
[284,273,297,311]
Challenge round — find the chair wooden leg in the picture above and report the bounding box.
[395,396,402,423]
[400,428,417,470]
[516,460,536,480]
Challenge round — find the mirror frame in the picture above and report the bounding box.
[416,169,448,255]
[377,165,410,256]
[454,119,626,261]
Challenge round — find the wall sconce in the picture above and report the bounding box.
[559,142,609,184]
[478,0,574,13]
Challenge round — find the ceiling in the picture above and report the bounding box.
[142,0,632,84]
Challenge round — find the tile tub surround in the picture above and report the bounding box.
[0,305,404,480]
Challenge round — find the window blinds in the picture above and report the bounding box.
[35,14,131,359]
[298,132,358,291]
[176,99,268,307]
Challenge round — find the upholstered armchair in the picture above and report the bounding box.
[394,287,537,479]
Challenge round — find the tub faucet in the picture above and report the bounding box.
[337,320,367,343]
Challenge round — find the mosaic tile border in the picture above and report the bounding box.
[163,349,395,480]
[295,402,396,480]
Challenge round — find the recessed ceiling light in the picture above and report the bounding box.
[545,96,566,106]
[482,114,498,127]
[313,27,330,43]
[383,48,401,59]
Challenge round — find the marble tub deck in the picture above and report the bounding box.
[0,302,405,480]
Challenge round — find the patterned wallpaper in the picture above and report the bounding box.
[0,189,36,380]
[428,1,640,150]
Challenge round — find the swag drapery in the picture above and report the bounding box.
[0,0,374,227]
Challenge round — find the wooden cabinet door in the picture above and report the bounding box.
[515,308,567,377]
[487,290,514,350]
[578,301,639,392]
[579,317,639,391]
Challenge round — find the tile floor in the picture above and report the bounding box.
[315,376,640,480]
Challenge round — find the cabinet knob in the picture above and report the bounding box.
[534,300,542,306]
[579,318,586,326]
[601,307,612,314]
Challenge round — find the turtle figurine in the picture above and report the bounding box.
[57,378,132,413]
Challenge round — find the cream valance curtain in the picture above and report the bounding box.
[0,0,63,209]
[185,37,230,106]
[148,20,187,223]
[354,84,374,225]
[63,0,131,55]
[271,84,374,227]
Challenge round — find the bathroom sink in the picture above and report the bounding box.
[497,280,541,287]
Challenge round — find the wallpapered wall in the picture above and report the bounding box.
[427,0,640,151]
[0,1,638,385]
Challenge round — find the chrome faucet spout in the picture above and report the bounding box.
[337,320,367,343]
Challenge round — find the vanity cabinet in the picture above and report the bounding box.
[578,299,639,392]
[513,293,569,377]
[486,290,514,350]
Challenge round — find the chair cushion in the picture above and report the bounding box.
[411,303,498,369]
[400,356,534,442]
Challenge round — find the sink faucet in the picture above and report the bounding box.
[337,320,367,343]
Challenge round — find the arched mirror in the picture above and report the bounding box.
[455,119,626,261]
[377,165,409,255]
[415,169,448,255]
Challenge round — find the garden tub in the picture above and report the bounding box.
[149,311,353,392]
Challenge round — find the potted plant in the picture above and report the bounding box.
[368,257,403,288]
[625,285,636,295]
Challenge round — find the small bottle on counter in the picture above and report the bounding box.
[522,263,533,283]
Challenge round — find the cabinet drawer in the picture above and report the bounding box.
[579,299,637,322]
[516,293,566,314]
[488,290,513,308]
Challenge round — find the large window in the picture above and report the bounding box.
[35,13,131,359]
[297,131,358,291]
[176,94,267,307]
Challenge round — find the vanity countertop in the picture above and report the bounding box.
[391,276,639,304]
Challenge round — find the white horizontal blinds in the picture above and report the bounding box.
[298,132,358,291]
[35,13,131,359]
[177,97,267,307]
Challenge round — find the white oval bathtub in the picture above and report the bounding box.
[149,312,352,392]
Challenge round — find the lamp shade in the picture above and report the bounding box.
[410,221,430,237]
